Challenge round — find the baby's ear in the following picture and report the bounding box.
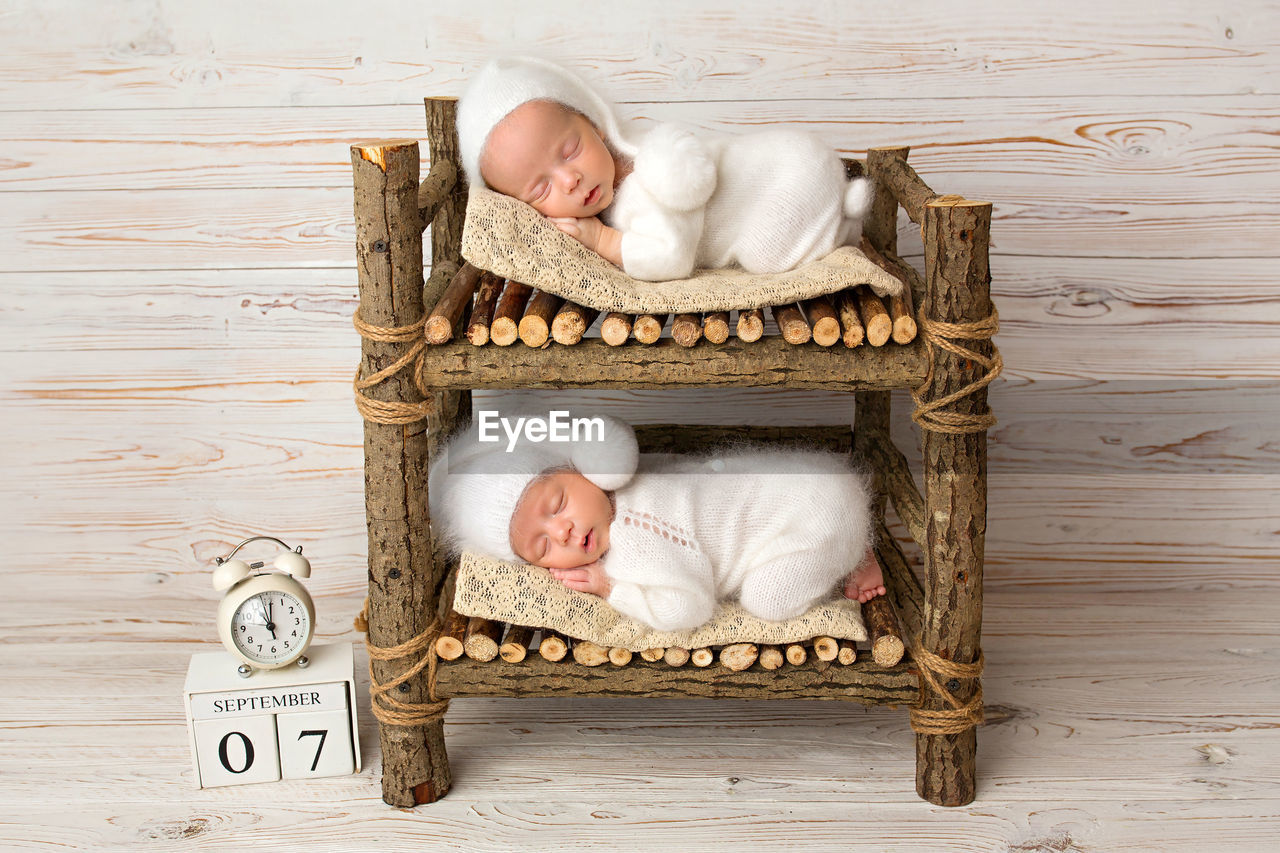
[632,124,717,212]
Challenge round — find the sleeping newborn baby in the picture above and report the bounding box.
[429,410,885,633]
[457,56,874,282]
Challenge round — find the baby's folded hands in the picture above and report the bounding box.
[550,215,604,251]
[548,560,613,599]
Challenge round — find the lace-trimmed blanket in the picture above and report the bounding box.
[452,551,868,652]
[460,187,904,315]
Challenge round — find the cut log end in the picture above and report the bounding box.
[351,139,418,171]
[892,315,917,345]
[490,318,519,346]
[736,309,765,343]
[663,647,691,667]
[518,316,550,348]
[873,635,906,667]
[838,639,858,666]
[499,625,534,663]
[572,640,610,667]
[703,312,730,344]
[759,646,785,670]
[601,313,633,346]
[633,314,667,344]
[813,636,839,662]
[539,633,568,662]
[719,643,759,672]
[672,313,703,348]
[434,636,464,661]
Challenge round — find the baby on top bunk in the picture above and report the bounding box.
[428,409,885,633]
[457,56,874,282]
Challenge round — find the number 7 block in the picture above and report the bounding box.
[277,709,356,779]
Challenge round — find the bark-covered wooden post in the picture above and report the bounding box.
[915,196,993,806]
[424,97,472,598]
[352,139,451,806]
[854,147,910,517]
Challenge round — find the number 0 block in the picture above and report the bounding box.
[192,715,281,788]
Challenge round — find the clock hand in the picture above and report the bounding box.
[244,598,269,626]
[265,599,277,640]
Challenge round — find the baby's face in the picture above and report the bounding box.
[481,100,616,219]
[509,470,612,570]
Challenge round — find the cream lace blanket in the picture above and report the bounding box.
[460,187,903,315]
[452,551,867,652]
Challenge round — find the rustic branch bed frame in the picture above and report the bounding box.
[351,97,995,809]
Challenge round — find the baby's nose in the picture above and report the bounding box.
[553,517,574,542]
[557,168,580,191]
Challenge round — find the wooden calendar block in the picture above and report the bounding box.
[277,708,356,779]
[192,714,280,788]
[184,642,361,789]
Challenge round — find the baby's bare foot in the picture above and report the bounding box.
[843,551,886,603]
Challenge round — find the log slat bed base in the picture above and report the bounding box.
[352,98,992,810]
[444,609,896,673]
[423,276,913,350]
[434,649,918,703]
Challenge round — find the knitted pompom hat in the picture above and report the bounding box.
[428,408,639,563]
[457,55,638,191]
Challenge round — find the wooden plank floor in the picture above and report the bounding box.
[3,583,1277,852]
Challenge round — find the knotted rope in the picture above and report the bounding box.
[911,308,1002,435]
[352,311,430,425]
[354,598,450,727]
[908,638,985,734]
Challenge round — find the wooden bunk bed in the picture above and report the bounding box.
[350,97,998,809]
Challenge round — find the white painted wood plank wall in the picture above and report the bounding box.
[1,1,1277,849]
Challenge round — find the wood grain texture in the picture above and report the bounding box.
[2,585,1279,849]
[2,0,1278,841]
[5,184,1277,272]
[1,1,1274,109]
[5,97,1279,193]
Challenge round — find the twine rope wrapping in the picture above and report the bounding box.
[352,312,430,425]
[909,638,984,734]
[350,311,446,726]
[911,308,1002,435]
[353,598,449,727]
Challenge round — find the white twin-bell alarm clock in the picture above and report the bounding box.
[212,536,316,677]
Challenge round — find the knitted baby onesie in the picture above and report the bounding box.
[602,124,872,282]
[603,448,875,631]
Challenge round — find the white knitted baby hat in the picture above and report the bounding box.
[457,55,638,190]
[428,408,639,563]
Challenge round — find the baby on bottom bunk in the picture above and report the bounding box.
[457,56,874,282]
[429,410,885,633]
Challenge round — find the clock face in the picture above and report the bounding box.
[229,590,311,665]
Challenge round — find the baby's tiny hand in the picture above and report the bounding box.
[549,560,613,598]
[550,216,604,252]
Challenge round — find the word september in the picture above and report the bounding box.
[211,691,324,714]
[476,410,606,452]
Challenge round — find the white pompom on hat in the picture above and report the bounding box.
[428,408,639,563]
[457,55,638,191]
